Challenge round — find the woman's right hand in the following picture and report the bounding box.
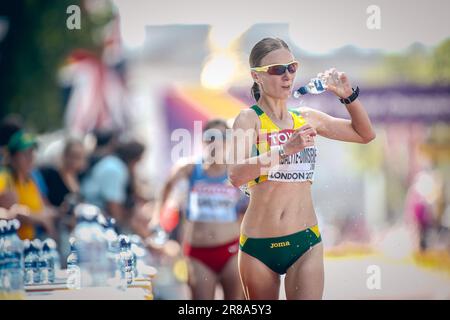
[283,124,317,156]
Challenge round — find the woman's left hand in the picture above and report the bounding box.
[321,68,354,99]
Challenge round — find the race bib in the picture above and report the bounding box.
[188,183,240,222]
[264,129,317,182]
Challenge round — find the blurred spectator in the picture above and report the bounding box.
[405,169,444,251]
[0,115,24,219]
[0,130,57,239]
[1,115,48,205]
[80,140,145,234]
[40,139,87,208]
[39,139,87,264]
[87,129,118,172]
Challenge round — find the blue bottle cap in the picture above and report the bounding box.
[298,86,308,95]
[43,242,51,252]
[118,235,130,248]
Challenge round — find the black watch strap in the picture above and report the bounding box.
[339,86,360,105]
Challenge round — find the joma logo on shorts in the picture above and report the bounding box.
[270,241,290,248]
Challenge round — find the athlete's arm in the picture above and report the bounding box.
[301,105,375,144]
[302,69,375,144]
[148,161,194,229]
[228,109,270,188]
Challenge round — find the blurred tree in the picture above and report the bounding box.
[366,38,450,86]
[0,0,114,132]
[382,43,434,85]
[433,38,450,83]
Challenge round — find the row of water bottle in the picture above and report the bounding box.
[68,203,147,290]
[23,238,60,285]
[0,219,59,299]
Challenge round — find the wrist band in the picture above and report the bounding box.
[339,86,360,105]
[271,145,287,159]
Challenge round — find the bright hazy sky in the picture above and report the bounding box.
[113,0,450,54]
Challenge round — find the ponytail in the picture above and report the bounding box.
[251,82,260,102]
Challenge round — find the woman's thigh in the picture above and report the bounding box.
[219,254,244,300]
[284,243,324,300]
[187,257,217,300]
[238,250,281,300]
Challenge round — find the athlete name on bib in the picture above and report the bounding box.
[263,129,317,182]
[189,183,240,222]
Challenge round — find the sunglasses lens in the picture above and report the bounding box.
[267,62,298,75]
[287,62,298,73]
[267,65,287,75]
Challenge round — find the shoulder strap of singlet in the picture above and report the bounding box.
[250,104,264,116]
[250,105,279,131]
[251,105,306,130]
[289,108,301,116]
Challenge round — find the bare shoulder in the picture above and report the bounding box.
[232,108,259,130]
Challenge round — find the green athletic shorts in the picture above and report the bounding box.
[239,225,322,275]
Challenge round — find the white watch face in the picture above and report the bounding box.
[279,145,285,157]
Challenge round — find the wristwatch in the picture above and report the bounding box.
[279,145,287,158]
[272,145,287,159]
[339,86,360,105]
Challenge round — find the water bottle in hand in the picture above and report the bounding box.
[293,69,341,98]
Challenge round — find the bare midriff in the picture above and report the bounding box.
[183,220,241,247]
[242,180,317,238]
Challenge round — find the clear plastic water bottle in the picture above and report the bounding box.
[23,239,35,285]
[130,237,139,278]
[44,238,60,271]
[0,220,8,295]
[72,203,109,287]
[67,237,78,268]
[103,218,119,278]
[3,220,24,297]
[293,70,340,98]
[33,239,45,284]
[42,241,55,283]
[118,235,134,286]
[66,237,80,289]
[25,239,41,284]
[130,235,147,278]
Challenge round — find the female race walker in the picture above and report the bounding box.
[228,37,376,300]
[155,119,247,299]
